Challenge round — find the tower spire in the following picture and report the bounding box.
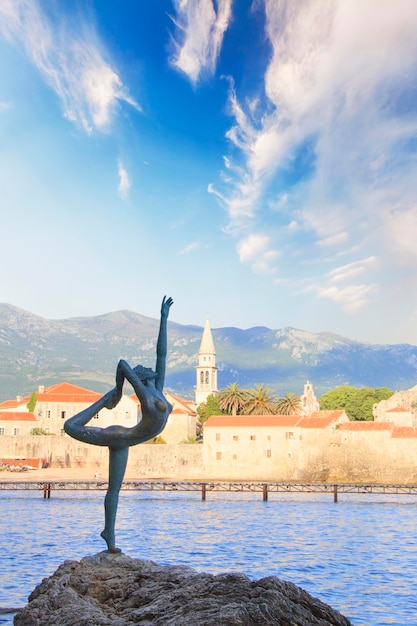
[195,318,218,406]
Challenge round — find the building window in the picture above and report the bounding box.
[200,371,204,384]
[61,411,66,419]
[232,454,237,460]
[13,428,20,436]
[265,449,272,458]
[126,412,131,420]
[215,433,221,441]
[205,371,209,384]
[250,435,256,441]
[286,431,295,440]
[233,435,239,441]
[93,413,99,419]
[46,410,51,419]
[216,452,222,460]
[0,428,5,435]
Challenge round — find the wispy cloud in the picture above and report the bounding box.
[180,241,200,255]
[302,256,378,314]
[315,283,377,314]
[0,0,139,134]
[211,0,417,314]
[117,160,131,199]
[0,101,12,112]
[170,0,232,84]
[328,257,377,283]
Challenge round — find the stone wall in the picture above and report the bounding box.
[0,435,204,479]
[2,431,417,483]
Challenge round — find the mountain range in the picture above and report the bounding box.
[1,303,417,402]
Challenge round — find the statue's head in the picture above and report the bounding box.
[133,365,157,382]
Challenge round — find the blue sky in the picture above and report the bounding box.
[1,0,417,345]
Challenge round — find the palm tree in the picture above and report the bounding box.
[243,384,278,415]
[218,383,249,416]
[275,392,303,415]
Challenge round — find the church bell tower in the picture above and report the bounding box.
[195,318,218,406]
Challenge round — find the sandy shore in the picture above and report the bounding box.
[0,467,114,482]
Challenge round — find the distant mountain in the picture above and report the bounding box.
[0,303,417,402]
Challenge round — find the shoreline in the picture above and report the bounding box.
[0,467,112,482]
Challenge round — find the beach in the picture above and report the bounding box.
[0,466,114,483]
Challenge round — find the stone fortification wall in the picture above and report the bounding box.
[1,432,417,483]
[373,385,417,420]
[0,435,204,479]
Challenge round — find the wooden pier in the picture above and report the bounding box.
[2,480,417,502]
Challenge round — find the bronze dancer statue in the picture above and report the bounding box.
[64,296,173,553]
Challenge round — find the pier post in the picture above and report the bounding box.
[333,484,338,503]
[263,483,268,501]
[202,483,206,501]
[43,483,51,499]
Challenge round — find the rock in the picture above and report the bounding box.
[14,552,352,625]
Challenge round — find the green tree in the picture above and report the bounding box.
[197,393,225,423]
[320,385,393,421]
[345,387,393,421]
[218,383,249,416]
[320,386,357,412]
[243,384,278,415]
[373,387,394,403]
[27,391,37,413]
[276,392,303,415]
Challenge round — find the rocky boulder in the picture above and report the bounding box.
[14,552,352,625]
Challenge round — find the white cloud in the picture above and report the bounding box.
[170,0,232,84]
[237,233,278,274]
[286,220,298,233]
[180,241,200,255]
[117,161,131,199]
[385,206,417,261]
[0,101,12,111]
[316,284,377,314]
[328,257,377,283]
[317,232,348,248]
[237,233,269,262]
[0,0,139,134]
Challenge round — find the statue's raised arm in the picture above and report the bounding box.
[155,296,173,392]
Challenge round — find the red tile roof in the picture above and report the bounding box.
[0,412,37,421]
[0,399,21,409]
[339,421,393,431]
[166,392,197,415]
[391,427,417,438]
[205,410,348,429]
[36,382,101,403]
[386,407,410,412]
[296,410,346,429]
[0,383,195,417]
[310,410,345,420]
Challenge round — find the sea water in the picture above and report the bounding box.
[1,490,417,625]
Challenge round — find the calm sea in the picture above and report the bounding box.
[1,490,417,625]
